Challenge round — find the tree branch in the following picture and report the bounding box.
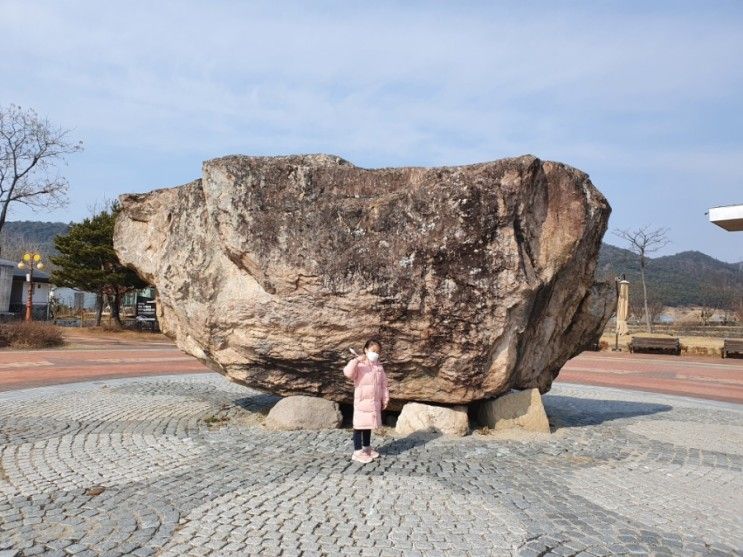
[0,104,82,233]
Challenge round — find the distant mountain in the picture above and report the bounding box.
[0,221,71,269]
[598,243,743,308]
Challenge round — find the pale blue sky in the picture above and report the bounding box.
[1,1,741,262]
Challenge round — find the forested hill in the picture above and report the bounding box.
[598,243,743,308]
[0,221,70,263]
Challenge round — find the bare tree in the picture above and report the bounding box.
[710,273,737,324]
[732,295,743,325]
[0,104,82,255]
[699,306,713,326]
[613,226,669,333]
[648,300,666,326]
[85,196,120,223]
[628,297,643,326]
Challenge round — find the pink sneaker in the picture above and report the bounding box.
[364,447,380,459]
[352,450,373,464]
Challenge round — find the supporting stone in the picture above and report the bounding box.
[395,402,469,436]
[477,388,550,433]
[264,395,342,431]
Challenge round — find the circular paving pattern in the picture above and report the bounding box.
[0,374,741,556]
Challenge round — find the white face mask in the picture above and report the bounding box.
[366,350,379,362]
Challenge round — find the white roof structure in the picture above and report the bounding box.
[709,204,743,231]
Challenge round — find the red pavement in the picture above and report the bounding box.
[559,351,743,404]
[1,332,742,403]
[0,332,210,392]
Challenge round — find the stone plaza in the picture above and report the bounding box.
[0,374,741,556]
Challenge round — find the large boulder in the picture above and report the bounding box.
[113,154,613,407]
[264,395,342,430]
[396,402,470,436]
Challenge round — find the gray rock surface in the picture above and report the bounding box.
[114,154,613,406]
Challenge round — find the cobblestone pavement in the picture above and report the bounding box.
[0,374,741,556]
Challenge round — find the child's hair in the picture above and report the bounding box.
[364,338,382,351]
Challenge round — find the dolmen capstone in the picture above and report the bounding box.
[113,154,613,410]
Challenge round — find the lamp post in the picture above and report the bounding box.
[17,251,45,321]
[47,287,56,321]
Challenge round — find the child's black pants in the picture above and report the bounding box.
[353,429,371,451]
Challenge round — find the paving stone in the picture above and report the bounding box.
[0,375,740,556]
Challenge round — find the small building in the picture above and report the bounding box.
[709,204,743,231]
[0,257,52,320]
[0,259,14,314]
[1,256,156,323]
[53,287,98,311]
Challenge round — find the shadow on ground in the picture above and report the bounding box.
[379,431,443,455]
[233,393,281,415]
[544,395,672,429]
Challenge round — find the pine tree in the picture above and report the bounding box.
[50,202,147,327]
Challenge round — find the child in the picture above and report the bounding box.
[343,338,390,463]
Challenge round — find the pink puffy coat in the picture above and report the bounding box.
[343,357,390,430]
